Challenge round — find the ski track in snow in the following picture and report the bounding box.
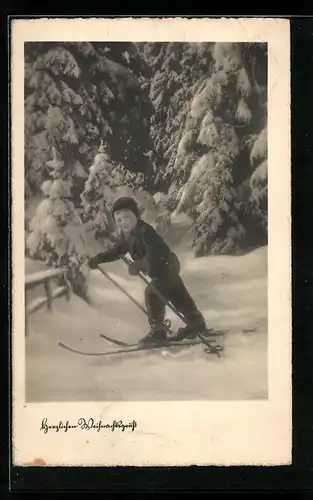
[25,246,268,402]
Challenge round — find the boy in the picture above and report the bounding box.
[88,196,207,345]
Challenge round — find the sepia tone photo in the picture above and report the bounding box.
[12,17,291,467]
[24,40,268,402]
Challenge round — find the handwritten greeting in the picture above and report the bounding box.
[40,417,137,434]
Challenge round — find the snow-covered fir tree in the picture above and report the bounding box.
[24,42,155,200]
[136,42,214,191]
[80,140,117,240]
[248,126,267,231]
[26,147,90,302]
[112,164,145,192]
[171,42,267,254]
[81,140,156,240]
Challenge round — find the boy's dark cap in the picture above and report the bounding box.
[111,196,140,218]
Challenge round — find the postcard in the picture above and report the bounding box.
[11,16,291,466]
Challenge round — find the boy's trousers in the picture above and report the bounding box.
[144,267,204,329]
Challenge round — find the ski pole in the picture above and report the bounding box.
[120,256,219,353]
[97,264,173,334]
[96,265,148,316]
[120,255,189,324]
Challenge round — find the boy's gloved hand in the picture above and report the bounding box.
[128,261,140,276]
[88,256,100,270]
[128,258,149,276]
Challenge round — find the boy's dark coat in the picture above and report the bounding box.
[93,218,180,279]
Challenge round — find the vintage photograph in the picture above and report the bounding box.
[11,17,291,468]
[24,40,268,402]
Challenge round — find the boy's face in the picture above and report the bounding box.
[114,209,138,234]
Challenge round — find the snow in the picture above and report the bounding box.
[25,244,268,402]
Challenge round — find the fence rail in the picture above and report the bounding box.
[25,268,72,336]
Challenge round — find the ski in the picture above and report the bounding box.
[99,333,130,347]
[99,328,226,348]
[58,337,222,357]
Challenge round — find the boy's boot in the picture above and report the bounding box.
[174,312,207,341]
[138,322,168,345]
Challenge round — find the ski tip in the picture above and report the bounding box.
[99,333,131,347]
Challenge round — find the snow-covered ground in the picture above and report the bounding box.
[25,243,268,402]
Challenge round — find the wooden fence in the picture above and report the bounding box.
[25,268,72,336]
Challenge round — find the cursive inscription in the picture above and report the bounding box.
[40,417,137,434]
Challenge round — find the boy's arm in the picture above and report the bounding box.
[88,233,128,268]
